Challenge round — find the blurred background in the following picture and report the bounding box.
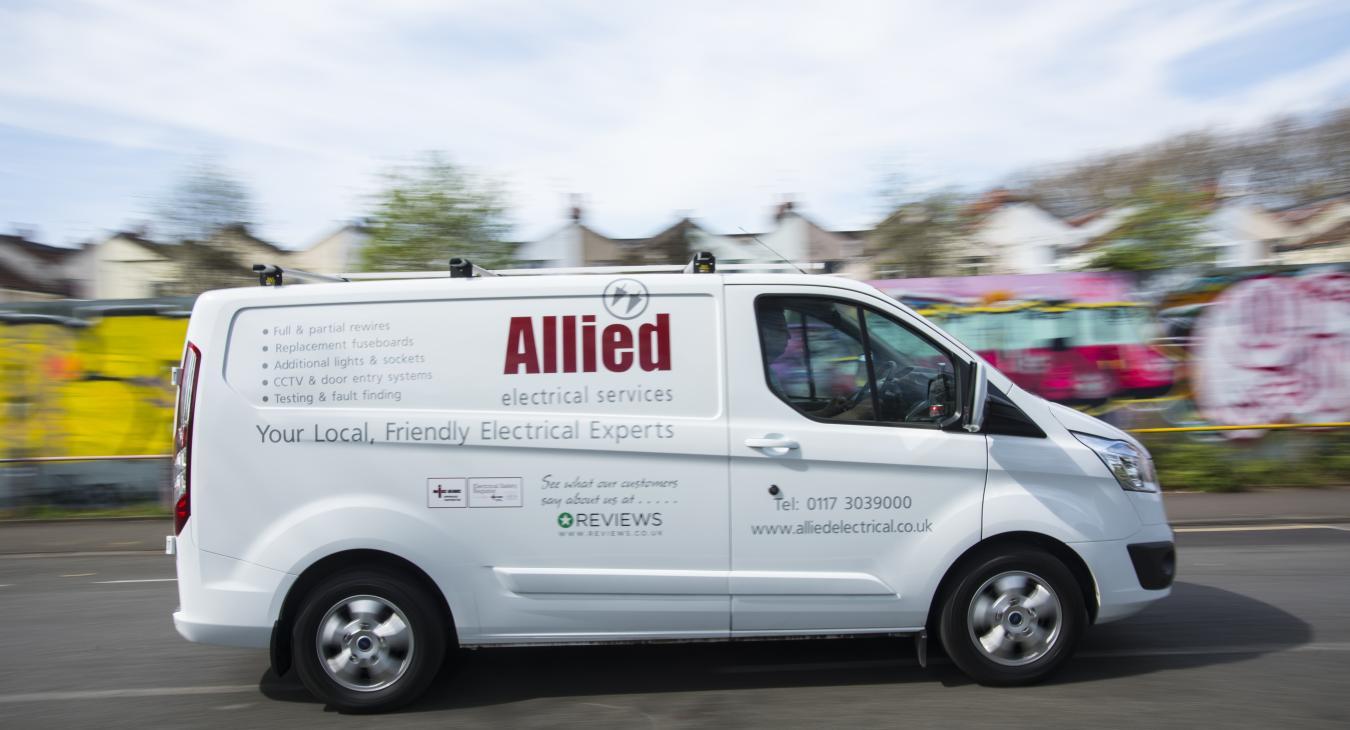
[1,0,1347,516]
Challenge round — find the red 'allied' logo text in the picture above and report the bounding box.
[504,314,671,374]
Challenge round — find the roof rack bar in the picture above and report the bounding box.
[251,264,348,286]
[449,257,499,278]
[339,261,823,281]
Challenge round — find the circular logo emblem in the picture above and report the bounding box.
[602,278,649,320]
[557,512,574,529]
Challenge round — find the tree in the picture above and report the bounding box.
[1087,184,1211,272]
[869,190,970,278]
[361,152,512,271]
[152,159,255,243]
[1015,104,1350,216]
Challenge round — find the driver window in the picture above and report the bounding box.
[862,310,958,424]
[756,296,958,426]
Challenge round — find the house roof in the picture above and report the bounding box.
[963,188,1031,218]
[612,218,704,263]
[1277,218,1350,251]
[295,221,372,252]
[0,256,74,296]
[105,231,173,258]
[578,223,625,263]
[1270,193,1350,225]
[0,234,80,263]
[206,223,289,255]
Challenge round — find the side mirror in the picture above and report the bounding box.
[963,360,988,433]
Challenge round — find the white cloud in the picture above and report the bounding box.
[0,0,1347,246]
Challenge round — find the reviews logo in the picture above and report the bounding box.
[557,512,575,528]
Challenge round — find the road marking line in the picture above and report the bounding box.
[0,551,165,560]
[0,685,256,704]
[1174,524,1349,533]
[0,584,11,588]
[1079,642,1350,659]
[59,573,95,578]
[91,578,176,584]
[716,642,1350,673]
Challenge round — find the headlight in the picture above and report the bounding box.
[1073,432,1160,493]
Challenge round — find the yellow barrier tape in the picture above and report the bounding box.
[1130,422,1350,434]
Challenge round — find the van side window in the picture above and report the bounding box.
[756,296,959,426]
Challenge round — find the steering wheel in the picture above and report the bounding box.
[876,360,915,399]
[839,360,910,410]
[903,398,933,422]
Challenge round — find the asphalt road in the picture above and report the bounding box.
[2,526,1348,729]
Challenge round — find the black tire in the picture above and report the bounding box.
[937,546,1086,686]
[292,568,447,713]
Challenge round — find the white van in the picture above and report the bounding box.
[168,256,1174,712]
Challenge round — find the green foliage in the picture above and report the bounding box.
[1141,430,1350,492]
[871,190,967,277]
[0,502,168,521]
[153,158,255,243]
[361,152,513,272]
[1087,184,1211,272]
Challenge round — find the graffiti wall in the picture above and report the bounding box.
[0,298,192,508]
[874,264,1350,436]
[1167,267,1349,434]
[1,269,1346,507]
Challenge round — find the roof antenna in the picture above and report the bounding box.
[738,227,806,274]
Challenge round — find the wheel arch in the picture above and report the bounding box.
[926,531,1099,633]
[269,549,457,677]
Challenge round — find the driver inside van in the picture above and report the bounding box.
[758,301,876,422]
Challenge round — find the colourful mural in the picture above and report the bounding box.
[876,265,1350,438]
[1,299,191,507]
[1167,267,1349,435]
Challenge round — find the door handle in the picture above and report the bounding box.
[744,437,799,450]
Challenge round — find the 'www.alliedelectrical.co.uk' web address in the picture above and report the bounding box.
[750,518,934,536]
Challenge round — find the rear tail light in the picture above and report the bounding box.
[173,343,201,535]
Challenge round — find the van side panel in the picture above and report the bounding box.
[187,277,730,643]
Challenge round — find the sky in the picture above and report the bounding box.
[0,0,1348,250]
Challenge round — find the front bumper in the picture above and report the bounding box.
[1127,540,1176,590]
[1069,521,1175,624]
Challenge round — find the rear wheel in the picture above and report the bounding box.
[938,547,1085,685]
[292,569,446,712]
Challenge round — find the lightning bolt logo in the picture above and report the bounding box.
[602,278,650,320]
[611,286,643,314]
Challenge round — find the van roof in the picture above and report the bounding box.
[195,272,887,308]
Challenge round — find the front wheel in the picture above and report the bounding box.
[292,569,447,713]
[938,547,1086,685]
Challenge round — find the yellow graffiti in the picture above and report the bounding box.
[1,315,186,458]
